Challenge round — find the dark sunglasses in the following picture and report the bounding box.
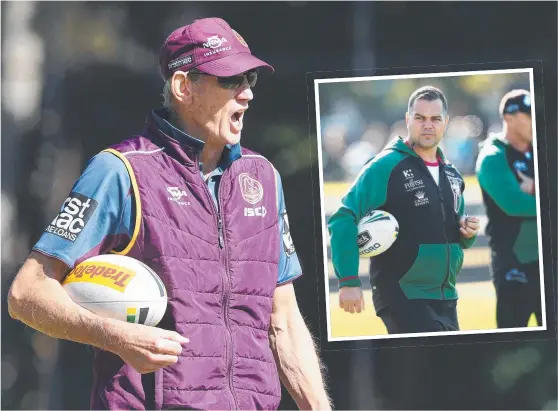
[189,68,258,89]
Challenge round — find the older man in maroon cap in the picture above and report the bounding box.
[9,17,331,411]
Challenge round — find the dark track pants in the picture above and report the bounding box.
[493,261,542,328]
[378,299,459,334]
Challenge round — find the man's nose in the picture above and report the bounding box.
[236,84,253,101]
[423,119,434,128]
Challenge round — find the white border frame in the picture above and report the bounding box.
[314,68,547,342]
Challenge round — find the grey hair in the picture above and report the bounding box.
[408,85,449,117]
[161,72,202,110]
[162,79,174,110]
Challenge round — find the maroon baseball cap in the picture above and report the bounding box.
[159,17,274,80]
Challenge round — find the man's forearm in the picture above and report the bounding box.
[478,155,537,217]
[8,253,123,353]
[269,311,331,410]
[328,208,362,288]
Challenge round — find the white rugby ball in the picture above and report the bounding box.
[357,210,399,258]
[62,254,167,327]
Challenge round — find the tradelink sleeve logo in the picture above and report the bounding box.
[46,192,98,242]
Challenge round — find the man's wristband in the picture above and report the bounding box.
[338,276,362,288]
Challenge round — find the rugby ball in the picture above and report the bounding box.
[357,210,399,258]
[62,254,167,327]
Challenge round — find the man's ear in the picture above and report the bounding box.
[170,71,191,105]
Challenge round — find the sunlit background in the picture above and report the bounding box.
[318,72,530,181]
[2,2,556,410]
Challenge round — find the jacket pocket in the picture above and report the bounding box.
[450,243,464,275]
[513,219,539,264]
[444,243,464,299]
[399,244,448,299]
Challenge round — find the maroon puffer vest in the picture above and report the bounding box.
[90,116,282,410]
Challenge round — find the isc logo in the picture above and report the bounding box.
[46,193,98,242]
[244,206,267,217]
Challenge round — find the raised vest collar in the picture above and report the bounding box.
[144,108,242,171]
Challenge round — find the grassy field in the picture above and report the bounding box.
[329,280,538,338]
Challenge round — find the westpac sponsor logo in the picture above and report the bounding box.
[47,193,98,242]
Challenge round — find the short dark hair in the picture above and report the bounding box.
[408,86,448,116]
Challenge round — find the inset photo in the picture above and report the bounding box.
[315,68,546,341]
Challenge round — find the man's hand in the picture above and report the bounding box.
[517,170,536,195]
[8,251,188,375]
[459,215,480,239]
[339,286,365,313]
[111,323,189,374]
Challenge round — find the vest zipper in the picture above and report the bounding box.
[216,171,238,410]
[218,218,224,248]
[196,161,237,409]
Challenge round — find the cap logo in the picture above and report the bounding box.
[232,29,248,47]
[203,35,228,49]
[238,173,264,204]
[523,95,531,107]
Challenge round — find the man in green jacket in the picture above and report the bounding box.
[476,89,542,329]
[328,86,479,334]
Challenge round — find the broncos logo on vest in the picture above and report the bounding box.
[239,173,264,204]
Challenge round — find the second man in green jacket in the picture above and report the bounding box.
[328,86,479,334]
